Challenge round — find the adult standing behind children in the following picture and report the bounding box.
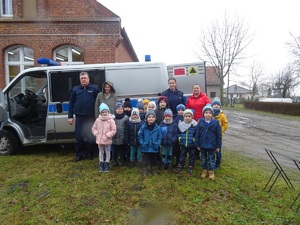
[161,78,184,116]
[185,84,211,122]
[212,97,228,169]
[95,81,118,118]
[68,72,100,162]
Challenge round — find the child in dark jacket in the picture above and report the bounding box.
[172,104,185,166]
[159,109,178,170]
[125,108,144,168]
[112,102,129,167]
[176,109,198,175]
[138,110,162,176]
[155,96,168,125]
[136,101,145,121]
[196,104,222,180]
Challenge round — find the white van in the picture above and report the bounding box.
[0,61,206,155]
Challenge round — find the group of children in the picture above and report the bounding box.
[91,96,228,180]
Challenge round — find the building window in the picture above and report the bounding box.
[210,92,216,98]
[1,0,12,17]
[54,46,84,66]
[5,46,35,84]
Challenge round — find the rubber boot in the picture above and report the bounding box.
[104,162,110,172]
[201,170,208,179]
[208,170,215,180]
[99,162,104,172]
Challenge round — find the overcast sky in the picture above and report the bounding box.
[98,0,300,85]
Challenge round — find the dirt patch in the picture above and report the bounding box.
[222,109,300,168]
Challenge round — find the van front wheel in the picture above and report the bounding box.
[0,129,21,155]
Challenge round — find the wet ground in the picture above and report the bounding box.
[222,109,300,168]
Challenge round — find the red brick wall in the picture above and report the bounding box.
[0,0,137,88]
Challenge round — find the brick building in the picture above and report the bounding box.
[0,0,138,88]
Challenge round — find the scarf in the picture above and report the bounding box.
[213,108,220,116]
[178,119,197,132]
[115,112,125,119]
[129,117,141,123]
[163,119,173,124]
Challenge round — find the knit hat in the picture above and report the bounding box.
[115,102,123,111]
[99,103,110,113]
[183,109,194,117]
[212,97,221,107]
[123,98,132,108]
[131,107,140,117]
[145,109,156,119]
[143,98,150,105]
[158,96,168,105]
[136,102,144,110]
[147,101,157,111]
[164,109,173,117]
[176,104,186,111]
[202,103,214,115]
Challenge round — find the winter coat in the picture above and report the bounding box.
[186,92,211,121]
[95,81,118,118]
[178,122,197,148]
[112,114,129,145]
[161,88,184,115]
[91,114,116,145]
[155,107,167,125]
[138,123,162,153]
[213,110,228,136]
[173,114,184,124]
[195,118,222,150]
[125,120,144,146]
[159,121,178,146]
[68,83,100,118]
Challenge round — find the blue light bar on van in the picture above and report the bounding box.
[37,58,61,66]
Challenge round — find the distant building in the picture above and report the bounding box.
[223,84,251,101]
[0,0,138,88]
[206,66,221,101]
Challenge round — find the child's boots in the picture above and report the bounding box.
[99,162,104,172]
[151,167,157,175]
[208,170,215,180]
[104,162,110,172]
[200,170,208,178]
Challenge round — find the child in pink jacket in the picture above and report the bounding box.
[92,103,116,172]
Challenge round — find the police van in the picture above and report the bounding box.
[0,61,206,155]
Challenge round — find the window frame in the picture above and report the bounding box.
[53,45,84,66]
[1,0,13,17]
[5,45,35,85]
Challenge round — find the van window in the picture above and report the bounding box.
[50,70,105,102]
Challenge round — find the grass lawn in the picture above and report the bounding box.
[0,146,299,225]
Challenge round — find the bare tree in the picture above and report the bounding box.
[272,65,300,98]
[288,32,300,67]
[195,13,254,105]
[240,61,264,100]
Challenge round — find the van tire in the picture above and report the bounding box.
[0,129,21,156]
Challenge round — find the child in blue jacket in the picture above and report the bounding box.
[196,104,222,180]
[159,109,178,170]
[138,110,162,176]
[176,109,198,175]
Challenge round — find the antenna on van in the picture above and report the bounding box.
[145,55,151,62]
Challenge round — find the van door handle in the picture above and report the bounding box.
[56,103,63,113]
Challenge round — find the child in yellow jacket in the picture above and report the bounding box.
[212,97,228,169]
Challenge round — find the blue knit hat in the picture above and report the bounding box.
[99,103,109,113]
[115,102,123,111]
[202,104,213,115]
[176,104,186,111]
[183,109,194,117]
[136,102,144,110]
[212,97,221,107]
